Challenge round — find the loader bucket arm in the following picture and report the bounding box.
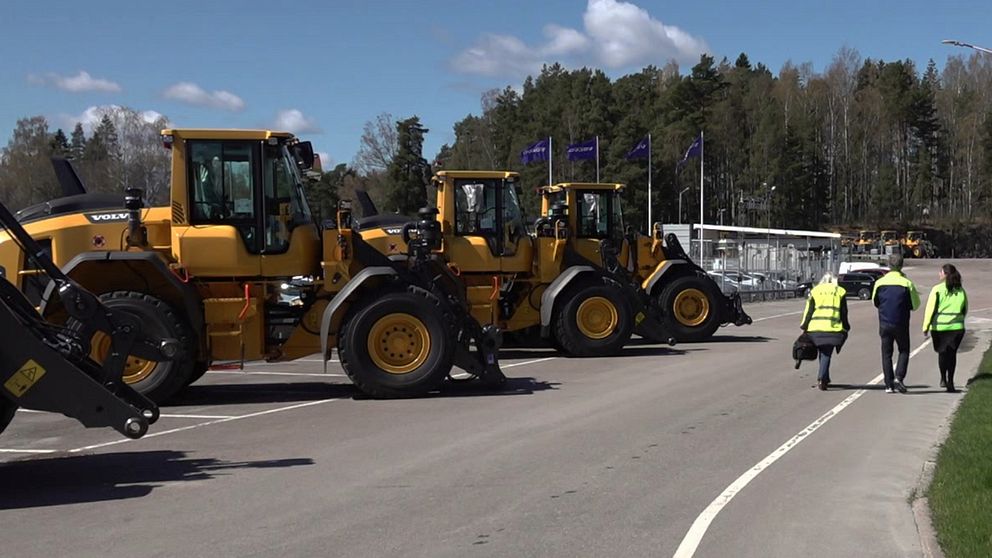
[0,200,172,439]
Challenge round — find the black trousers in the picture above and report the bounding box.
[879,323,910,387]
[932,330,965,386]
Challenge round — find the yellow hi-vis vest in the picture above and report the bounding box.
[804,283,846,332]
[923,282,967,332]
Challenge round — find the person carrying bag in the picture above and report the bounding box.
[922,264,968,393]
[800,272,851,391]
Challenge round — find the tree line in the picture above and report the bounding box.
[3,46,991,235]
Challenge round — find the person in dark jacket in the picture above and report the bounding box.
[922,264,968,392]
[801,272,851,391]
[871,253,920,393]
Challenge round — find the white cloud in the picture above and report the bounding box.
[162,82,245,111]
[28,70,121,93]
[273,109,322,134]
[58,105,169,134]
[450,0,708,78]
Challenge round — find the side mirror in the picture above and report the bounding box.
[292,141,316,170]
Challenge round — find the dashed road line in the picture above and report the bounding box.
[672,339,932,558]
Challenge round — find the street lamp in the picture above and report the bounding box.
[678,187,690,224]
[763,183,776,273]
[718,208,727,225]
[942,39,992,55]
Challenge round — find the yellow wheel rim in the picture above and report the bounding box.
[367,313,431,374]
[673,288,710,327]
[576,296,619,340]
[90,331,158,384]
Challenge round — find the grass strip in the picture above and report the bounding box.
[928,343,992,557]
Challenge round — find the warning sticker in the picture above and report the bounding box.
[635,312,646,325]
[4,359,47,398]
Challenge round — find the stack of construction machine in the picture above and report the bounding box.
[0,128,750,440]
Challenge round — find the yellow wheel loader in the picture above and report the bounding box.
[539,182,751,342]
[0,129,504,403]
[0,199,165,439]
[358,173,750,354]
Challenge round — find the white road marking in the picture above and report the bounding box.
[0,448,58,454]
[205,371,348,378]
[502,357,557,368]
[673,339,932,558]
[159,414,235,419]
[67,398,341,453]
[752,310,804,323]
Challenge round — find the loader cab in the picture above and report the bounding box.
[540,183,628,267]
[165,129,321,277]
[433,170,532,273]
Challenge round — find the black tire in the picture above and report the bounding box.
[659,274,722,342]
[338,289,453,398]
[552,281,633,357]
[78,291,195,404]
[858,287,871,300]
[185,361,209,387]
[0,398,16,437]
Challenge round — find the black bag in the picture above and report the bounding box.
[793,332,818,369]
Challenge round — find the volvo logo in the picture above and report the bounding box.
[85,212,130,223]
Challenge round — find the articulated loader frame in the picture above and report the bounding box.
[0,200,173,439]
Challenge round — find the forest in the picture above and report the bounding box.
[2,47,991,246]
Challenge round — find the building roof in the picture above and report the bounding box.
[667,223,841,239]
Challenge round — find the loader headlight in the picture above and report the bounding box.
[0,265,5,279]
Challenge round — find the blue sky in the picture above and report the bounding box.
[2,0,990,167]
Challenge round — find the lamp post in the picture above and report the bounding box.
[942,39,992,55]
[764,182,776,272]
[678,187,690,225]
[718,208,727,226]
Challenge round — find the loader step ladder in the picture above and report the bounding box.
[203,288,258,370]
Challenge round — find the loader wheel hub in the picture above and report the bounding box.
[576,296,619,340]
[674,288,710,327]
[90,332,157,383]
[367,313,431,374]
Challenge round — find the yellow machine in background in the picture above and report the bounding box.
[854,230,879,253]
[0,129,505,402]
[361,175,750,351]
[902,230,934,258]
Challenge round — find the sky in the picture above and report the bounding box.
[2,0,991,168]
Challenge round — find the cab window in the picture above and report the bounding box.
[262,144,313,253]
[455,180,498,236]
[188,141,260,252]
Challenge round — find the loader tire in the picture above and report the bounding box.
[78,291,195,404]
[660,275,721,342]
[338,289,453,398]
[0,399,15,436]
[553,281,632,357]
[185,361,209,387]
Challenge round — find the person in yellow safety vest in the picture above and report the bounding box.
[801,272,851,391]
[922,263,968,393]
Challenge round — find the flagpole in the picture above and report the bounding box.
[647,133,652,232]
[698,130,704,265]
[548,136,553,186]
[595,136,600,183]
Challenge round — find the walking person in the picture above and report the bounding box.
[922,264,967,393]
[872,254,920,393]
[800,272,851,391]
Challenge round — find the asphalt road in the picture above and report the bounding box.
[2,259,989,558]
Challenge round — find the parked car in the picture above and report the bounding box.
[838,273,876,299]
[795,272,878,300]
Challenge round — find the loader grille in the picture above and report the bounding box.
[172,201,186,224]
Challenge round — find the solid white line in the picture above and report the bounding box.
[159,414,234,419]
[67,398,341,453]
[673,339,931,558]
[752,310,804,323]
[0,448,58,454]
[502,357,557,368]
[243,359,337,366]
[205,371,348,378]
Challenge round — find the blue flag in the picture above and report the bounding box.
[625,136,650,159]
[566,138,597,161]
[676,133,703,171]
[521,138,550,164]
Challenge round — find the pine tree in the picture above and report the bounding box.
[50,128,70,156]
[69,123,86,160]
[385,116,430,215]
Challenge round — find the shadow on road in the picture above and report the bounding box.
[0,451,313,510]
[169,382,355,407]
[497,346,688,360]
[435,377,560,398]
[966,372,992,386]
